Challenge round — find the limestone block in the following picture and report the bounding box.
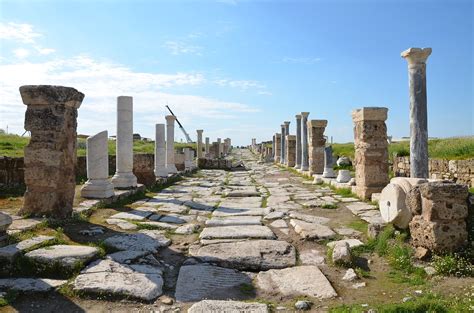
[336,170,351,183]
[409,215,467,253]
[19,85,84,218]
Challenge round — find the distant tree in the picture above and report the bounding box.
[0,129,5,134]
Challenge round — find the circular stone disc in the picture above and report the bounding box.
[379,183,404,223]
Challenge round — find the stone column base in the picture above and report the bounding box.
[111,172,138,189]
[322,168,336,178]
[81,179,114,199]
[154,167,168,178]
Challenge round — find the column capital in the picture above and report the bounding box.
[165,115,176,122]
[352,107,388,122]
[196,129,203,134]
[308,119,328,128]
[284,121,291,126]
[20,85,85,108]
[300,112,310,118]
[295,114,302,119]
[401,47,432,65]
[280,124,285,128]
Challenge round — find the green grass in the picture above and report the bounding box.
[332,136,474,160]
[333,187,355,198]
[432,253,474,277]
[0,133,197,157]
[322,203,338,209]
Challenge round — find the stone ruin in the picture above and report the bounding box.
[408,181,469,253]
[19,85,84,218]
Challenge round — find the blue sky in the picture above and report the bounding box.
[0,0,472,145]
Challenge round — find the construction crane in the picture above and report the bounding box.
[165,105,193,143]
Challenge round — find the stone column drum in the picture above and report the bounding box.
[286,135,297,167]
[111,96,137,189]
[322,146,336,178]
[300,112,310,171]
[401,47,432,179]
[205,137,210,157]
[19,85,84,218]
[154,124,168,177]
[352,107,389,200]
[196,130,204,158]
[81,131,114,198]
[274,133,281,163]
[280,124,286,164]
[307,120,327,175]
[165,115,178,174]
[295,114,302,169]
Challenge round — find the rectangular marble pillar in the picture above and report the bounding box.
[352,107,389,200]
[205,137,210,157]
[286,135,297,167]
[196,130,204,158]
[154,124,168,177]
[307,120,327,175]
[295,114,302,169]
[275,133,281,163]
[165,115,178,174]
[81,131,114,198]
[112,96,138,189]
[20,85,84,218]
[301,112,310,171]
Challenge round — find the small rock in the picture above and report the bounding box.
[414,246,430,260]
[342,268,358,281]
[160,295,174,305]
[352,282,366,289]
[367,223,385,239]
[402,296,412,303]
[295,300,311,310]
[424,266,436,276]
[414,290,423,296]
[332,242,352,265]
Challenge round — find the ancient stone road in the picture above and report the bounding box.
[1,148,384,311]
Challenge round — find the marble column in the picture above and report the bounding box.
[401,47,432,179]
[217,138,222,157]
[154,124,168,177]
[280,124,286,164]
[275,133,281,163]
[165,115,178,174]
[184,148,192,170]
[300,112,310,171]
[286,135,297,167]
[307,120,327,175]
[81,131,114,198]
[352,107,389,200]
[111,96,137,189]
[19,85,84,218]
[294,114,302,169]
[272,134,276,159]
[322,146,336,178]
[196,129,204,159]
[205,137,210,157]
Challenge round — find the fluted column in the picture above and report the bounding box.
[165,115,178,174]
[280,124,286,164]
[196,129,204,158]
[154,124,168,177]
[401,47,432,178]
[300,112,310,171]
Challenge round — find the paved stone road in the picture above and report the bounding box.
[0,148,383,311]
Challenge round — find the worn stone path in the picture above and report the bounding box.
[0,148,384,311]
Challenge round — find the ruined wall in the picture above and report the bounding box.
[393,157,474,187]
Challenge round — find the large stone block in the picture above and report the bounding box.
[409,215,467,253]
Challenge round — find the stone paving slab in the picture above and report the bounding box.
[290,219,336,240]
[106,218,138,230]
[110,209,153,221]
[103,230,170,253]
[327,239,364,248]
[288,211,330,224]
[299,249,325,265]
[205,216,262,227]
[0,235,54,261]
[0,278,66,292]
[256,266,337,299]
[175,264,253,302]
[25,245,99,268]
[188,300,268,313]
[199,225,276,240]
[73,259,163,301]
[190,240,296,270]
[7,218,43,235]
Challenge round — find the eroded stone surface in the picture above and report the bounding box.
[199,225,275,240]
[0,278,66,292]
[188,300,268,313]
[103,230,170,252]
[25,245,99,268]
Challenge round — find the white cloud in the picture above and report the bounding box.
[281,57,322,65]
[35,46,55,55]
[214,78,271,95]
[13,48,30,59]
[0,22,41,43]
[163,40,202,56]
